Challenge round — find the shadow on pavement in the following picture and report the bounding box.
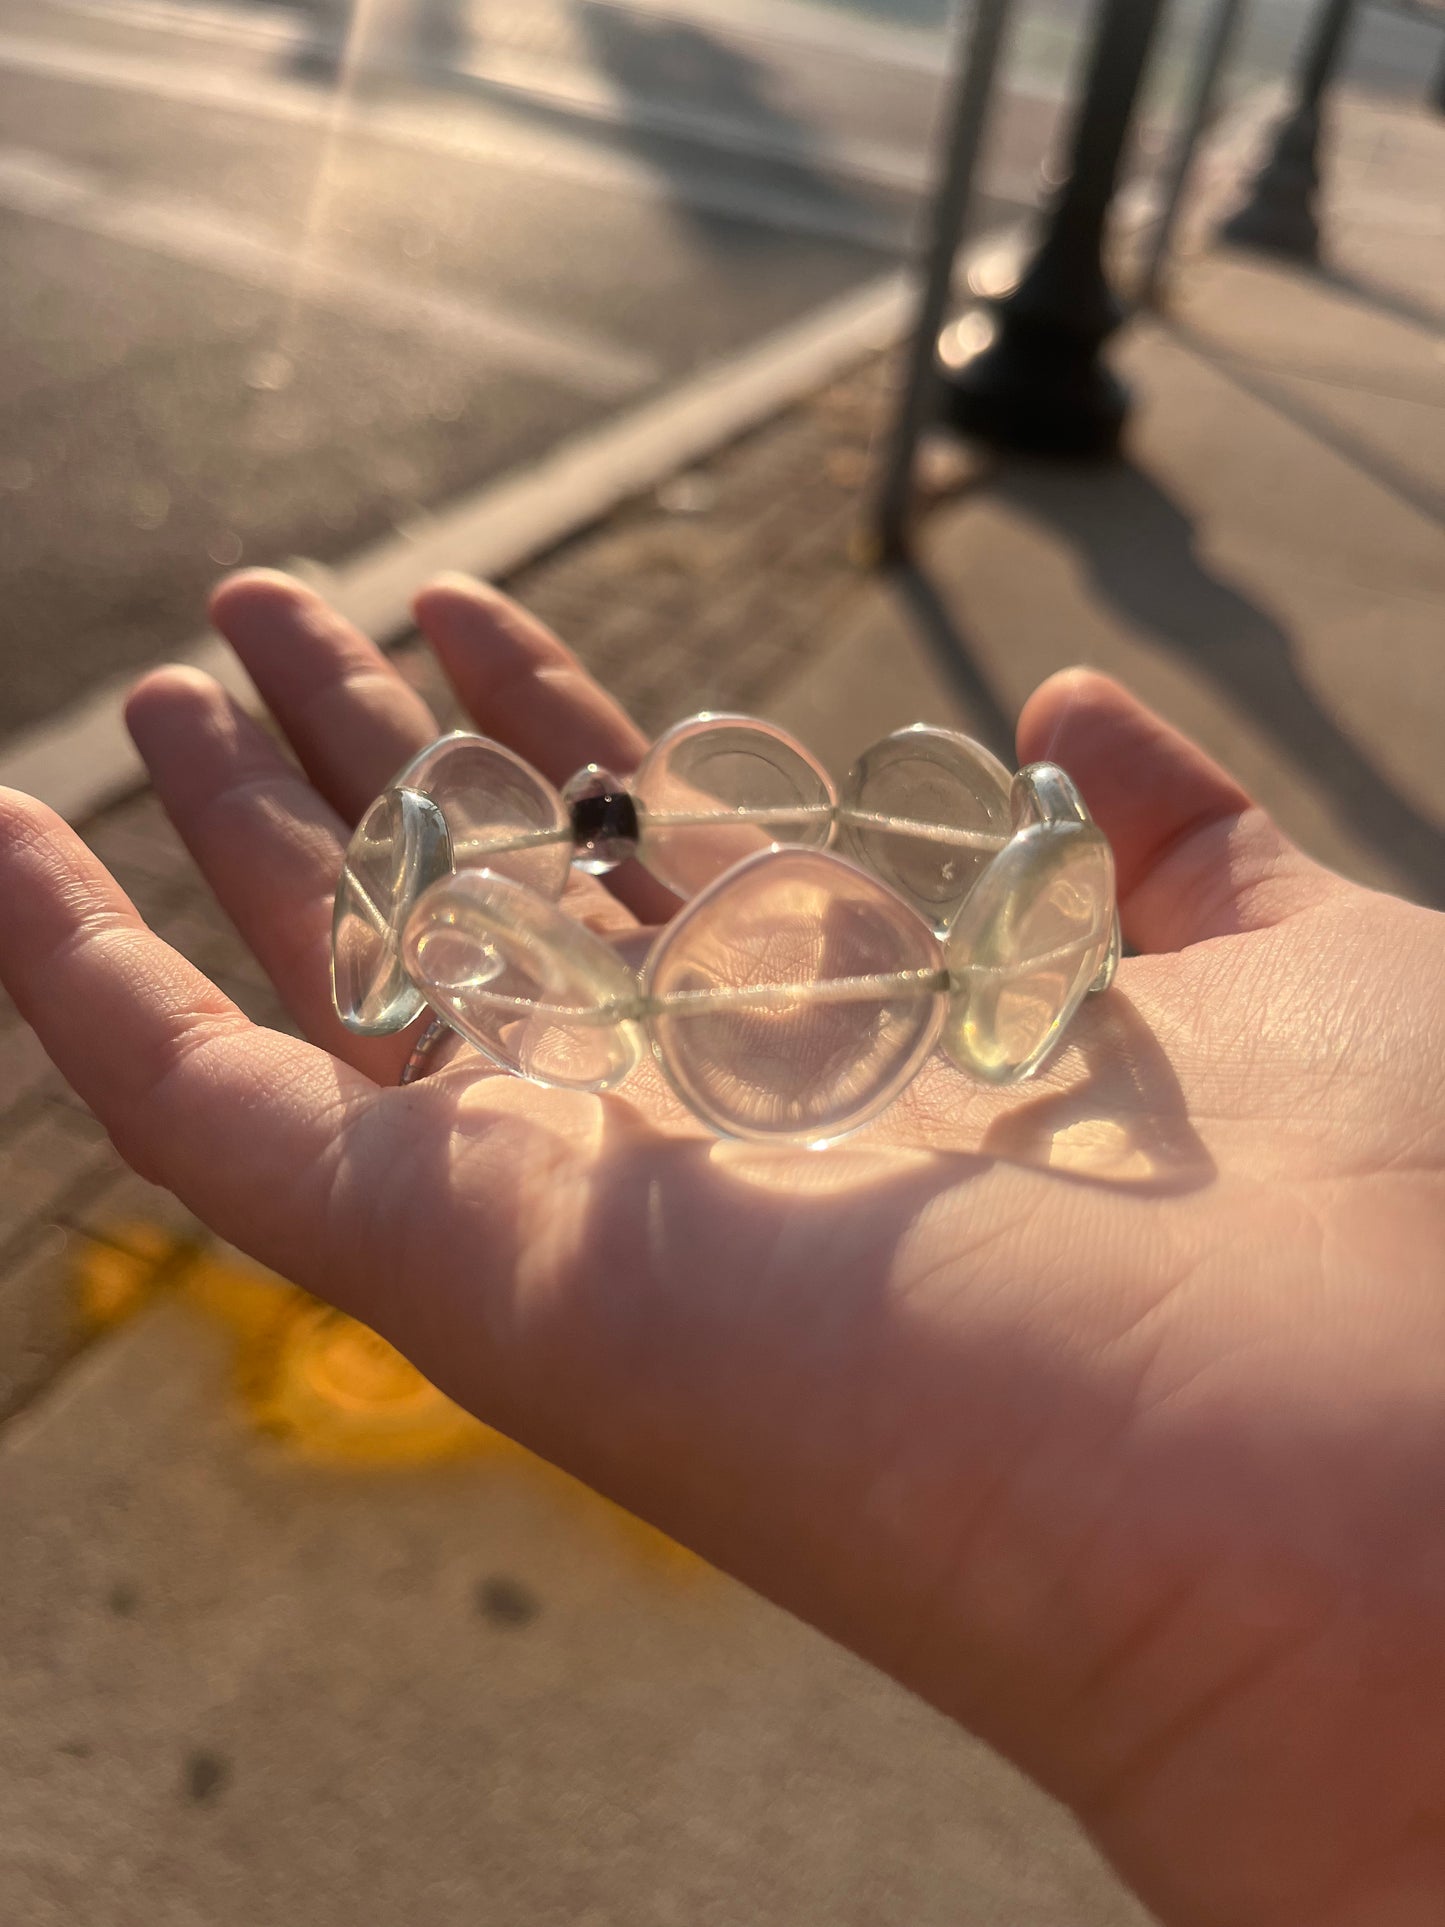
[885,560,1016,763]
[1172,332,1444,529]
[572,6,873,246]
[1314,261,1445,345]
[277,0,880,252]
[285,0,470,85]
[987,455,1445,908]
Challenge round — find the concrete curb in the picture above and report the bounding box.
[0,271,913,825]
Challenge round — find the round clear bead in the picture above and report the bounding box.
[943,820,1114,1083]
[838,726,1014,936]
[396,733,572,899]
[561,765,640,875]
[631,716,836,899]
[403,869,642,1091]
[1091,909,1123,994]
[642,847,944,1143]
[1012,762,1120,993]
[331,786,452,1036]
[1011,761,1090,830]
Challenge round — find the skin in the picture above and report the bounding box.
[1,570,1442,1927]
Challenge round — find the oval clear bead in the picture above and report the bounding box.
[1011,761,1089,829]
[943,821,1115,1083]
[632,715,836,899]
[839,725,1014,935]
[332,786,452,1035]
[642,848,945,1143]
[1012,762,1120,992]
[397,733,572,899]
[1091,906,1123,993]
[402,870,642,1091]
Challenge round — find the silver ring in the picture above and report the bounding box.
[399,1014,454,1086]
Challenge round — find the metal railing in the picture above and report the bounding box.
[873,0,1445,556]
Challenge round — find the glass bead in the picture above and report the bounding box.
[1011,761,1089,830]
[631,715,836,899]
[402,870,642,1091]
[332,786,452,1035]
[642,848,945,1143]
[1012,762,1120,993]
[396,732,572,899]
[942,821,1115,1084]
[561,765,640,875]
[1093,908,1123,993]
[838,725,1014,935]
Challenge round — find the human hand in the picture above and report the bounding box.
[2,572,1441,1927]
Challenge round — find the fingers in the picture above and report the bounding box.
[413,574,647,777]
[1017,669,1338,952]
[213,569,649,927]
[210,570,437,822]
[124,666,412,1081]
[0,788,378,1292]
[412,575,679,924]
[136,575,645,1077]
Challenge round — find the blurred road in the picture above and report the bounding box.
[0,0,957,740]
[0,0,1437,740]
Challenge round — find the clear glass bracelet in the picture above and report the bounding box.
[331,716,1119,1144]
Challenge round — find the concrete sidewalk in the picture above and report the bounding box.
[1,85,1442,1927]
[779,90,1444,913]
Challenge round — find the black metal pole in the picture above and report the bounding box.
[872,0,1016,563]
[1219,0,1359,260]
[935,0,1169,459]
[1140,0,1246,307]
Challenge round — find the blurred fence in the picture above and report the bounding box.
[876,0,1445,552]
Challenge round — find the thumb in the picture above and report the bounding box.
[1017,670,1339,954]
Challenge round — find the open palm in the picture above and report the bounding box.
[3,572,1442,1927]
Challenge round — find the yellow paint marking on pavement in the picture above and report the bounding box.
[74,1221,198,1331]
[68,1221,708,1573]
[242,1300,489,1466]
[180,1247,312,1343]
[72,1224,487,1461]
[75,1237,171,1332]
